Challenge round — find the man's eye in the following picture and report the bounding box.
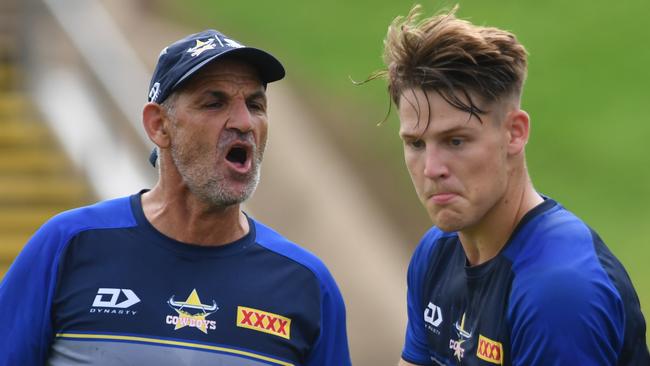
[449,138,464,147]
[206,101,224,108]
[248,101,265,112]
[408,139,425,149]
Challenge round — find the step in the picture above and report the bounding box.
[0,176,91,205]
[0,120,54,147]
[0,233,30,260]
[0,206,63,233]
[0,92,29,115]
[0,150,73,174]
[0,263,11,281]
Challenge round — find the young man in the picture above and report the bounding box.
[0,30,351,366]
[379,6,650,365]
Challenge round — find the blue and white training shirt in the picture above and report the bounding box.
[402,198,649,365]
[0,192,351,366]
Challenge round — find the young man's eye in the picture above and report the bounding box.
[407,139,425,149]
[449,138,464,147]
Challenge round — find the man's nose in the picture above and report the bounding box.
[226,100,253,133]
[423,146,450,179]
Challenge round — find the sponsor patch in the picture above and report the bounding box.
[237,306,291,339]
[90,288,140,316]
[424,302,443,333]
[477,334,503,365]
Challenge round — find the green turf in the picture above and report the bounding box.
[160,0,650,343]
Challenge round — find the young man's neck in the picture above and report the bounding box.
[141,184,249,246]
[458,175,542,266]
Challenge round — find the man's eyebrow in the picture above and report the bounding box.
[399,124,476,139]
[399,130,421,140]
[247,90,267,102]
[207,90,229,99]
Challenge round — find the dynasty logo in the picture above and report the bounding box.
[90,288,140,316]
[166,289,218,334]
[236,306,291,339]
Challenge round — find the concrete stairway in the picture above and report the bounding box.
[0,63,94,278]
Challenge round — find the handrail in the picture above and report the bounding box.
[25,0,156,199]
[42,0,152,147]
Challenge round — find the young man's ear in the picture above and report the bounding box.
[142,102,171,148]
[506,109,530,155]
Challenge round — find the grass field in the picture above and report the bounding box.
[161,0,650,344]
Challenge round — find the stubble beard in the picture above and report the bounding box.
[171,135,265,209]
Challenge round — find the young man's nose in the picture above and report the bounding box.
[423,147,450,179]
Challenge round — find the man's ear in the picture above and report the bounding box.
[142,102,171,148]
[506,109,530,155]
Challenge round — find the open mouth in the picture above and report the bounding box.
[225,144,252,171]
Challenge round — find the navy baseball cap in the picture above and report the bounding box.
[147,29,285,104]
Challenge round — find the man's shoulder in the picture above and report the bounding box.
[409,227,457,264]
[504,199,598,269]
[45,195,137,235]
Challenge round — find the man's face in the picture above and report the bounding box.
[398,88,512,232]
[165,59,268,207]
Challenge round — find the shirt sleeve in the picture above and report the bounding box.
[304,270,352,366]
[508,266,625,365]
[401,236,437,365]
[0,217,70,366]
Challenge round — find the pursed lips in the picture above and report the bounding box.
[428,192,458,205]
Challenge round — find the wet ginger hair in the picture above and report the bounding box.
[381,4,528,120]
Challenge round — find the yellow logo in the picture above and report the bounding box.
[477,334,503,365]
[236,306,291,339]
[165,289,218,334]
[187,38,216,57]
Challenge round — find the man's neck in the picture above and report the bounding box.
[458,177,542,266]
[141,185,249,246]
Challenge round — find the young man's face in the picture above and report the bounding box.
[398,89,513,232]
[165,59,268,207]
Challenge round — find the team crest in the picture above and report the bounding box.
[165,289,218,334]
[449,313,473,361]
[187,38,217,57]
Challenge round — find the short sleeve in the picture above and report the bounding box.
[508,266,624,365]
[401,233,438,365]
[0,219,68,365]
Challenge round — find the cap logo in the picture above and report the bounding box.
[149,82,161,102]
[223,37,244,49]
[187,38,216,57]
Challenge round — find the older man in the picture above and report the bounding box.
[0,29,351,366]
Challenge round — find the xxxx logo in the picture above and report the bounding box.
[477,334,503,365]
[236,306,291,339]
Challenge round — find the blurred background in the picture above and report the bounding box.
[1,0,648,364]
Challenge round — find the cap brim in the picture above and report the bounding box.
[173,47,285,90]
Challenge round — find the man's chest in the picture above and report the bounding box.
[49,235,320,366]
[421,246,514,365]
